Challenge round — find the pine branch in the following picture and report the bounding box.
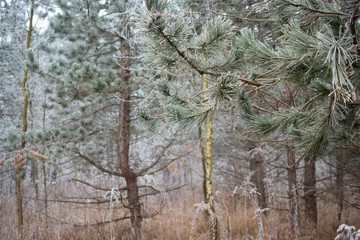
[247,108,313,137]
[71,178,109,191]
[148,16,262,87]
[165,104,212,128]
[300,115,331,154]
[209,9,275,23]
[281,0,347,17]
[155,25,205,75]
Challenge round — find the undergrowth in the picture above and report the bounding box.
[1,189,358,240]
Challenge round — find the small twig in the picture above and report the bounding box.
[281,0,347,17]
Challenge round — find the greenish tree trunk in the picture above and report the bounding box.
[201,59,218,240]
[16,0,34,232]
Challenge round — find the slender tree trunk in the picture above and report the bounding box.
[42,162,48,223]
[16,0,35,232]
[201,115,213,207]
[118,37,142,240]
[335,148,346,225]
[303,154,317,229]
[201,56,218,240]
[15,167,23,230]
[31,159,39,198]
[42,93,48,224]
[249,150,267,210]
[29,99,39,200]
[286,145,300,238]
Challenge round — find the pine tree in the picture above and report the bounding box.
[43,1,144,237]
[139,0,360,237]
[137,1,247,238]
[235,1,360,231]
[0,0,38,232]
[43,1,187,238]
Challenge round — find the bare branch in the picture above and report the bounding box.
[137,151,190,176]
[75,151,122,177]
[23,196,109,205]
[139,184,187,198]
[71,178,109,191]
[136,138,176,176]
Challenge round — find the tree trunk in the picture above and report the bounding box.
[29,99,39,200]
[303,154,317,228]
[286,145,300,238]
[201,56,218,240]
[250,151,267,210]
[335,148,346,225]
[16,0,35,232]
[118,37,142,240]
[42,94,48,224]
[15,167,23,231]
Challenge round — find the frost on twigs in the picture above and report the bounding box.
[234,175,267,240]
[103,188,121,240]
[189,197,227,240]
[334,224,360,240]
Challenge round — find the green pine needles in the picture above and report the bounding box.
[137,0,360,156]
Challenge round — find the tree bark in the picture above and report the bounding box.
[201,56,218,240]
[286,145,300,238]
[335,148,346,225]
[250,151,267,210]
[303,154,317,228]
[16,0,35,232]
[118,37,142,240]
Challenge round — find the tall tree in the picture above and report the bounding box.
[138,0,255,238]
[43,1,188,238]
[118,34,142,239]
[44,1,144,237]
[16,0,35,231]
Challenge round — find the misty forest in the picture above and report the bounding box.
[2,0,360,239]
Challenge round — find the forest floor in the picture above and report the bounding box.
[1,188,358,240]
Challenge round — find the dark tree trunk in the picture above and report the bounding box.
[335,149,346,225]
[303,154,317,228]
[250,151,267,210]
[118,37,142,240]
[286,145,300,238]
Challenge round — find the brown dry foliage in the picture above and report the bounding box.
[0,189,358,240]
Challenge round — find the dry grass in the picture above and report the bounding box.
[1,189,359,240]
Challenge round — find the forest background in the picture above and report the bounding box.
[1,0,360,239]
